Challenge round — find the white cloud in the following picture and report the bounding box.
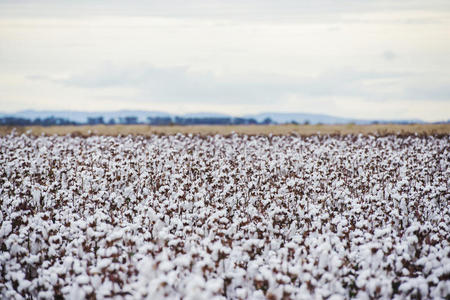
[0,0,449,121]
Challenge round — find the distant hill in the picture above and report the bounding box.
[0,110,426,125]
[245,112,361,125]
[181,112,231,119]
[245,112,425,125]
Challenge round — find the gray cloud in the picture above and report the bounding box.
[55,64,290,104]
[35,64,448,104]
[2,0,449,23]
[382,51,397,61]
[408,83,450,101]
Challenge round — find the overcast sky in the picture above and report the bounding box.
[1,0,449,121]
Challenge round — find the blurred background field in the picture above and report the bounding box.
[1,123,449,136]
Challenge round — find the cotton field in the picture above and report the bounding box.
[0,132,449,299]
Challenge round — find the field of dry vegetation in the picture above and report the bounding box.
[0,123,449,137]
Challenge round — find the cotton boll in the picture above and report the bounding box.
[0,221,12,238]
[31,188,41,207]
[235,287,247,299]
[69,284,85,300]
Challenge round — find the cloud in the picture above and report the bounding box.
[382,51,397,61]
[1,0,449,24]
[408,83,450,101]
[3,0,449,122]
[32,63,448,106]
[54,64,289,104]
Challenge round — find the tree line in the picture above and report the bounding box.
[0,116,275,126]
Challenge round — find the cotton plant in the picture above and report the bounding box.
[0,132,449,299]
